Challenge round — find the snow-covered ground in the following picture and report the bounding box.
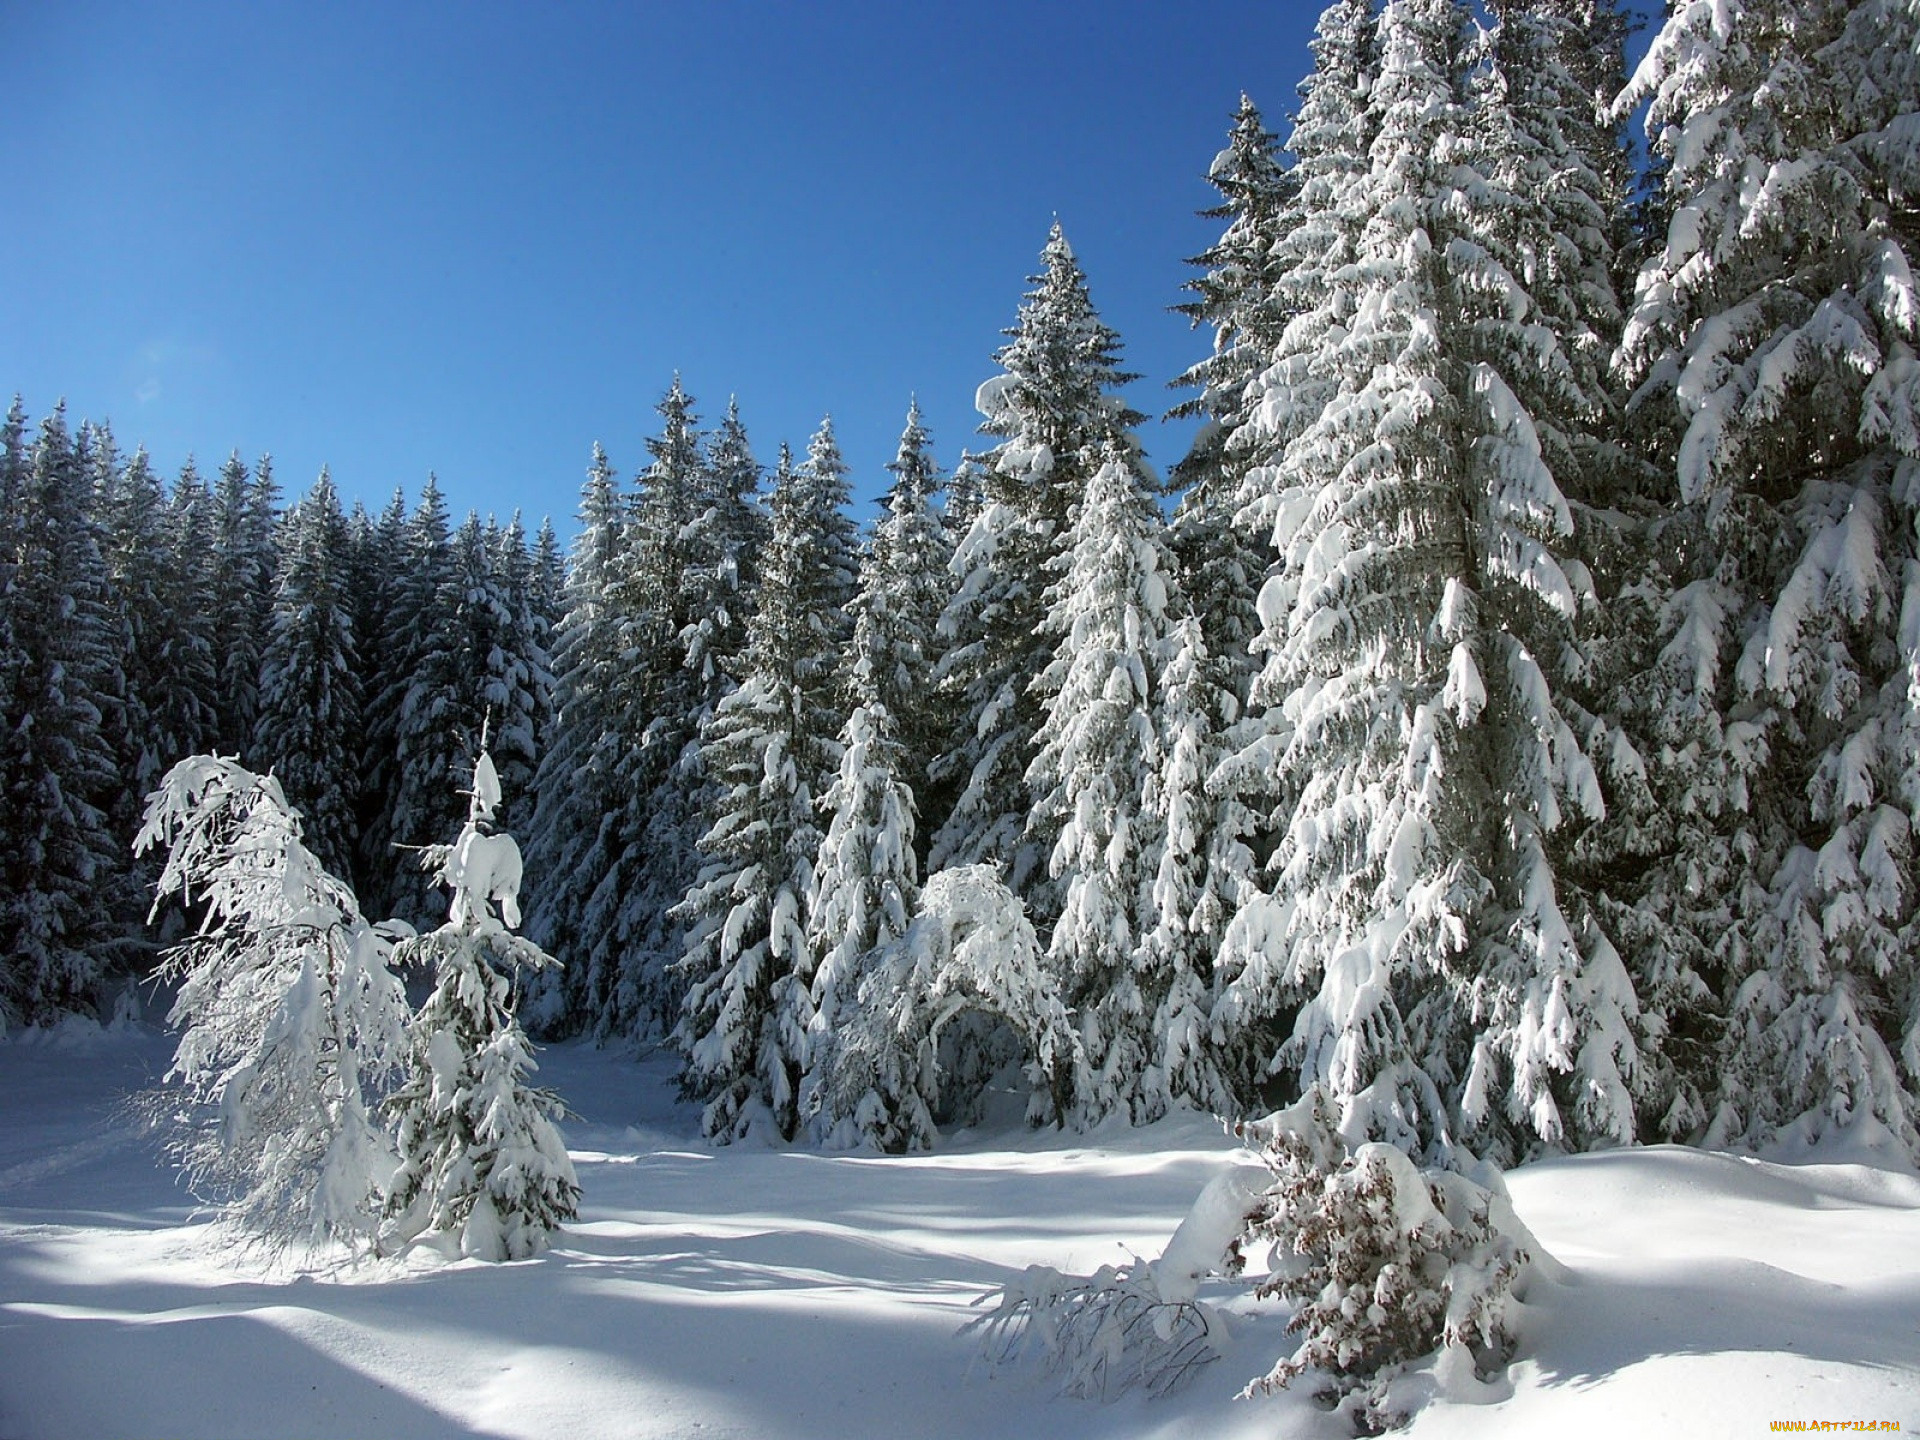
[3,1020,1918,1439]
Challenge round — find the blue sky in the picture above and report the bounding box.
[1,1,1654,529]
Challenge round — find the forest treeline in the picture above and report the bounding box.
[5,0,1918,1168]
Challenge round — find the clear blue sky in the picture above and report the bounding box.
[1,1,1656,529]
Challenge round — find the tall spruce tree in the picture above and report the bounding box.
[676,422,856,1142]
[1219,0,1637,1164]
[1614,0,1920,1150]
[1169,95,1294,703]
[0,405,121,1024]
[932,224,1148,906]
[1025,445,1176,1124]
[586,378,715,1037]
[524,444,629,1035]
[856,400,952,804]
[209,451,278,760]
[254,469,362,880]
[381,478,458,922]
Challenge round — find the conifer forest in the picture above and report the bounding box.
[5,0,1920,1429]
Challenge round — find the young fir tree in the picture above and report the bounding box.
[0,405,121,1024]
[524,443,628,1035]
[1025,446,1176,1125]
[135,755,411,1251]
[253,469,362,882]
[1614,0,1920,1150]
[1219,0,1637,1165]
[932,224,1148,908]
[383,749,578,1261]
[675,423,856,1142]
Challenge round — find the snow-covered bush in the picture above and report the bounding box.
[972,1089,1541,1430]
[969,1166,1258,1398]
[383,751,578,1260]
[133,755,410,1252]
[814,865,1083,1149]
[1237,1091,1534,1431]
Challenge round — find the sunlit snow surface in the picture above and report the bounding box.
[3,1019,1918,1438]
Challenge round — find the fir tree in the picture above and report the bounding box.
[1169,95,1294,702]
[1143,615,1259,1117]
[675,422,856,1142]
[254,469,362,881]
[209,451,278,760]
[1220,0,1636,1163]
[524,443,627,1035]
[135,755,411,1251]
[932,224,1149,905]
[1614,0,1920,1149]
[381,478,458,922]
[1026,447,1175,1124]
[856,399,953,797]
[383,750,578,1261]
[0,405,121,1024]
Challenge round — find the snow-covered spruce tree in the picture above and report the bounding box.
[802,413,945,1128]
[524,443,628,1036]
[0,404,121,1024]
[1201,0,1382,1065]
[1613,0,1920,1151]
[387,511,546,927]
[802,699,919,1136]
[680,395,767,705]
[383,750,578,1261]
[134,756,410,1251]
[1168,94,1294,704]
[817,865,1083,1150]
[579,378,723,1038]
[347,488,411,908]
[380,479,462,924]
[1234,1089,1537,1429]
[209,450,279,761]
[1025,446,1174,1125]
[97,441,181,828]
[675,422,856,1142]
[1229,0,1380,546]
[489,513,553,834]
[1217,0,1637,1165]
[253,468,363,882]
[1143,614,1260,1118]
[856,399,953,803]
[160,458,222,775]
[931,222,1148,909]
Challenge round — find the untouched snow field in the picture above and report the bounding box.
[3,1020,1919,1439]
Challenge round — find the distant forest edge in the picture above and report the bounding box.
[6,0,1920,1167]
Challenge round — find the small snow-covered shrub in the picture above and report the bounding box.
[969,1168,1260,1399]
[134,756,411,1252]
[1237,1091,1532,1431]
[971,1092,1541,1430]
